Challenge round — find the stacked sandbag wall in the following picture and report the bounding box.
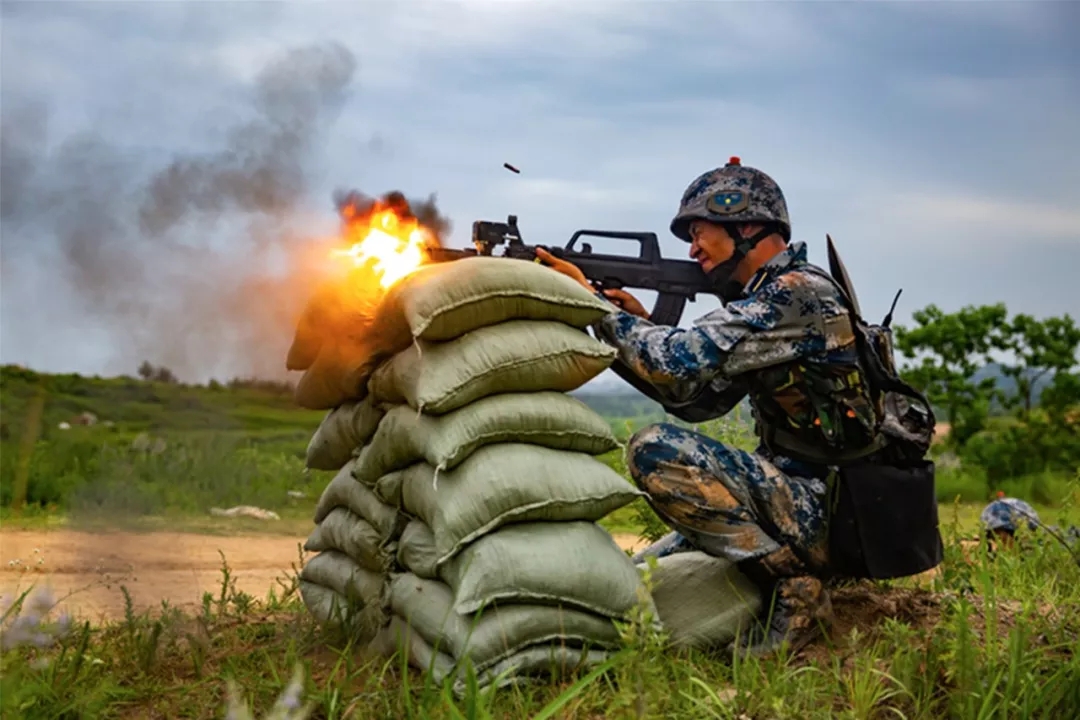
[298,397,405,632]
[294,257,692,691]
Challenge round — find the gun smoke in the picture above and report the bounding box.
[0,42,451,384]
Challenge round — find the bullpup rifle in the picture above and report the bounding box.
[424,214,715,404]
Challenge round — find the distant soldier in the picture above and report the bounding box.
[539,157,942,656]
[980,492,1040,547]
[976,492,1080,568]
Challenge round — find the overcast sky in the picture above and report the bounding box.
[1,1,1077,388]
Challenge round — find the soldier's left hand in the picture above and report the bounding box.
[534,247,592,291]
[601,288,649,318]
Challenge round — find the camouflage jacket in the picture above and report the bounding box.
[592,240,874,461]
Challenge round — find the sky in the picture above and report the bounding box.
[1,0,1078,390]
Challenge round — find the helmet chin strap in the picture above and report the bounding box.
[706,224,775,302]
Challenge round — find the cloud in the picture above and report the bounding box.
[1,0,1078,384]
[883,192,1080,244]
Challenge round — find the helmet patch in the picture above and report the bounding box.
[706,191,749,215]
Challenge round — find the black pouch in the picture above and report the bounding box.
[827,458,944,580]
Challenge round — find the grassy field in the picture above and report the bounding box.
[2,366,1079,718]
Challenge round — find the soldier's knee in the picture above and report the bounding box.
[626,422,686,484]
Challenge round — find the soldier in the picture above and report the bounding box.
[537,157,940,657]
[980,492,1040,548]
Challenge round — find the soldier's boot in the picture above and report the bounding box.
[729,550,834,658]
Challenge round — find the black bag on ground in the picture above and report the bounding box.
[827,457,944,580]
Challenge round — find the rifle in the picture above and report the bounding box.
[424,214,716,405]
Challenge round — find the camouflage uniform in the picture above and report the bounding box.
[590,158,886,653]
[594,239,852,578]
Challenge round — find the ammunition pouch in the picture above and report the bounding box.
[751,359,885,466]
[826,456,944,580]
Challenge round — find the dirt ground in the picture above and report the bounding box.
[0,529,649,622]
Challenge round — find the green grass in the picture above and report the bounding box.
[3,503,1078,719]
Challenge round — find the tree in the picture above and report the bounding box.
[137,360,178,384]
[998,313,1080,416]
[894,303,1009,447]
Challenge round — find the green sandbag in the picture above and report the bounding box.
[305,397,386,471]
[441,521,646,619]
[388,573,622,673]
[300,580,386,632]
[367,320,617,415]
[356,392,619,482]
[313,460,406,539]
[304,508,395,573]
[372,615,613,697]
[372,256,617,342]
[372,468,408,506]
[640,551,763,650]
[294,334,386,411]
[397,519,439,579]
[300,580,353,625]
[299,550,386,607]
[398,443,644,564]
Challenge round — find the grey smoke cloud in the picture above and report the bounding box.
[0,42,449,383]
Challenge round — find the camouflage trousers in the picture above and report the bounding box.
[627,423,831,578]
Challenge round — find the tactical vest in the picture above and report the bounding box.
[743,264,944,581]
[747,266,935,467]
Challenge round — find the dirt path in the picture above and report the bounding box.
[1,529,647,622]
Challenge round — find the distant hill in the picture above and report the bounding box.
[972,363,1056,401]
[0,365,325,440]
[569,391,665,420]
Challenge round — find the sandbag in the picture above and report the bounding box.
[299,550,386,607]
[294,334,388,410]
[399,443,644,564]
[304,508,395,572]
[397,519,440,579]
[441,521,645,619]
[305,397,386,471]
[389,573,621,672]
[358,392,619,481]
[313,461,405,539]
[371,256,617,342]
[373,468,408,507]
[300,580,353,625]
[373,615,612,696]
[640,551,763,650]
[367,320,617,415]
[371,615,456,678]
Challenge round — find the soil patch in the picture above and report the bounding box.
[1,529,649,622]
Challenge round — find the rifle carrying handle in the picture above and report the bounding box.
[566,230,660,263]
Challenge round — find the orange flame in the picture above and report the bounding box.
[330,199,436,289]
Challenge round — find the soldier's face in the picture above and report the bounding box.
[688,221,735,273]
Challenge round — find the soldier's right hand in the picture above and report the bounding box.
[602,288,649,318]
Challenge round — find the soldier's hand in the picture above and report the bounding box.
[534,247,592,291]
[602,288,649,318]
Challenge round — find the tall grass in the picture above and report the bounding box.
[1,430,331,525]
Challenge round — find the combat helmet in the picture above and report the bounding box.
[669,157,791,243]
[980,494,1040,535]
